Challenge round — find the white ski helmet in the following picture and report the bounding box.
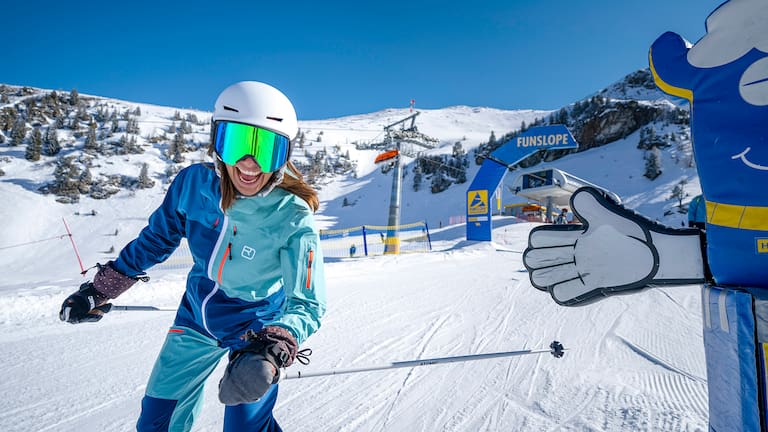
[212,81,298,140]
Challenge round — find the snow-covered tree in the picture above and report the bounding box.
[84,121,99,154]
[138,163,155,189]
[43,127,61,156]
[643,146,663,180]
[49,156,81,197]
[78,167,93,194]
[669,179,689,211]
[10,117,27,146]
[69,88,79,106]
[171,130,185,163]
[25,128,43,161]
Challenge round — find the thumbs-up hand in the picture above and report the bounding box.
[523,187,708,306]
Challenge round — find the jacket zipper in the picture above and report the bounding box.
[202,214,230,339]
[217,243,231,284]
[305,249,314,289]
[216,224,237,284]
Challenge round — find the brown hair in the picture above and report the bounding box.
[207,145,319,212]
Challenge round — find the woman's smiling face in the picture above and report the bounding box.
[225,157,273,196]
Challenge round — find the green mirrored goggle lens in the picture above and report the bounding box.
[213,121,290,172]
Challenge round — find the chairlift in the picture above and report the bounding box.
[374,149,399,164]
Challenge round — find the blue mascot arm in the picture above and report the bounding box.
[649,31,700,102]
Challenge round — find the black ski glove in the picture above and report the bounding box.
[218,326,300,405]
[59,281,112,323]
[59,262,142,324]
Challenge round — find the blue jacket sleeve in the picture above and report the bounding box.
[112,170,189,277]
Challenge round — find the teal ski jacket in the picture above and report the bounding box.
[112,163,326,347]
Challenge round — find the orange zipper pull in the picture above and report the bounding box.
[305,249,314,289]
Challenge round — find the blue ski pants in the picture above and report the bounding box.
[136,326,282,432]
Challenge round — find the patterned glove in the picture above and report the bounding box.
[59,262,142,324]
[59,281,112,323]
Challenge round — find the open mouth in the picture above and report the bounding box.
[237,167,262,184]
[731,147,768,171]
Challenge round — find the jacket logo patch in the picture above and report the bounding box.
[241,245,256,260]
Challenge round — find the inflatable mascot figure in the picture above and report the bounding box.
[523,0,768,429]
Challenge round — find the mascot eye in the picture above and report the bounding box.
[739,57,768,106]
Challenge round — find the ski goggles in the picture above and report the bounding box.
[212,121,291,172]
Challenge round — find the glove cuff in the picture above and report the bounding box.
[239,326,298,367]
[93,262,139,299]
[78,282,110,307]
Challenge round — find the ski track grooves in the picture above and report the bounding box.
[37,398,123,432]
[377,314,451,431]
[617,335,705,384]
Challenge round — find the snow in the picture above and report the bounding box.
[0,91,707,431]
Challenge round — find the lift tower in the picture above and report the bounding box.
[370,112,438,254]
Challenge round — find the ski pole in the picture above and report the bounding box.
[282,341,565,380]
[111,305,177,312]
[62,217,86,275]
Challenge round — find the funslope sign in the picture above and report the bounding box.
[466,125,578,241]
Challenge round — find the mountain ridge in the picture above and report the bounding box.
[0,68,701,284]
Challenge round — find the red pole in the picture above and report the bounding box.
[62,217,86,275]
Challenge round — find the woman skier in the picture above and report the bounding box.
[59,81,326,432]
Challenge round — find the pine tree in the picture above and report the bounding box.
[84,121,99,154]
[118,135,130,154]
[10,117,27,146]
[70,116,80,132]
[51,156,80,196]
[413,165,422,192]
[127,135,143,154]
[25,128,43,161]
[43,127,61,156]
[172,130,185,163]
[26,100,42,124]
[78,167,93,194]
[1,107,17,132]
[76,106,90,121]
[138,163,155,189]
[669,179,689,211]
[643,146,663,180]
[455,163,467,184]
[69,88,79,106]
[430,169,451,193]
[126,116,140,134]
[180,119,192,134]
[298,131,306,148]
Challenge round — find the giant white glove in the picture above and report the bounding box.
[523,187,708,306]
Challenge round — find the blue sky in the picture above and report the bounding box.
[3,0,723,120]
